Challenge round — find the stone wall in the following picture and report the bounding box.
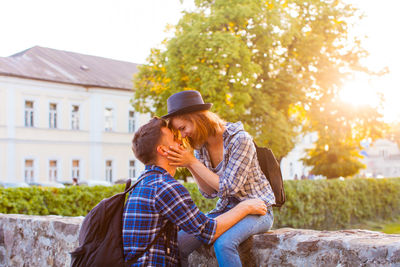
[0,214,82,267]
[190,228,400,267]
[1,214,400,267]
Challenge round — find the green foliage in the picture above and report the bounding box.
[303,97,385,178]
[302,137,366,178]
[273,177,400,230]
[1,178,399,231]
[0,185,125,216]
[174,168,192,182]
[381,221,400,234]
[133,0,375,161]
[0,184,216,216]
[183,182,218,213]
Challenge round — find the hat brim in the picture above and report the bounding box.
[162,103,212,119]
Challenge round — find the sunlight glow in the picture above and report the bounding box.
[339,80,380,107]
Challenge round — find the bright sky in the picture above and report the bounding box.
[341,0,400,122]
[0,0,399,122]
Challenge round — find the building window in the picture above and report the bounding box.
[105,160,113,182]
[128,111,135,133]
[49,103,57,128]
[24,159,34,183]
[72,160,80,179]
[24,101,34,127]
[104,108,114,132]
[129,160,136,179]
[49,160,58,182]
[71,105,80,130]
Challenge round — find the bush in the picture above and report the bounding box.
[273,178,400,230]
[1,178,399,230]
[0,185,125,216]
[183,183,218,213]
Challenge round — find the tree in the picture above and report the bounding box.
[302,94,385,178]
[133,0,382,164]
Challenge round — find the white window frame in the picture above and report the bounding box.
[129,159,136,180]
[49,102,58,129]
[24,100,35,127]
[48,159,59,182]
[71,104,81,130]
[128,110,135,133]
[105,159,114,182]
[104,107,115,132]
[23,157,37,183]
[71,159,81,180]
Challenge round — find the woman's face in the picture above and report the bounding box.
[171,117,194,139]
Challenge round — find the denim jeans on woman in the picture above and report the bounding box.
[178,200,274,267]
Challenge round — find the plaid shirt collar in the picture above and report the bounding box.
[144,164,169,175]
[222,121,244,139]
[198,122,244,152]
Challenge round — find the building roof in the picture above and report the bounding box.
[0,46,139,90]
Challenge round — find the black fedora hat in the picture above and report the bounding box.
[162,90,212,119]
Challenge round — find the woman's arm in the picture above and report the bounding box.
[187,167,216,195]
[187,161,219,193]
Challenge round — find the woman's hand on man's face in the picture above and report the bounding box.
[166,145,195,167]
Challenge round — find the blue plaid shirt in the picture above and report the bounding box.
[122,165,216,266]
[195,122,276,214]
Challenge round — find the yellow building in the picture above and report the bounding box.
[0,46,148,185]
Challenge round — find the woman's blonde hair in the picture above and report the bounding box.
[169,110,225,149]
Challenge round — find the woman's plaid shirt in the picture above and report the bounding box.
[195,122,276,214]
[122,165,216,266]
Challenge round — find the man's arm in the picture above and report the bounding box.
[155,178,267,244]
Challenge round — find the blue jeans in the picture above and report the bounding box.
[178,208,274,267]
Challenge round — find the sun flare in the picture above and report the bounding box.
[339,80,380,107]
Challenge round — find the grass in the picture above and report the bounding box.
[380,222,400,234]
[349,216,400,234]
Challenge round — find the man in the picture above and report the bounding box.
[122,117,267,266]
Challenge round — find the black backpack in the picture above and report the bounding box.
[70,175,170,267]
[254,142,286,207]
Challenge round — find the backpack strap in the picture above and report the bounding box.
[123,170,174,266]
[123,170,155,194]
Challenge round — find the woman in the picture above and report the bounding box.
[162,90,275,267]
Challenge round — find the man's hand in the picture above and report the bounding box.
[237,199,268,216]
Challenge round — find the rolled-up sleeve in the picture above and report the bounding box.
[154,181,216,244]
[217,133,254,199]
[198,188,218,199]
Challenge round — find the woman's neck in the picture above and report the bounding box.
[206,123,225,147]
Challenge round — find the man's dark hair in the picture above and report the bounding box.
[132,117,167,165]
